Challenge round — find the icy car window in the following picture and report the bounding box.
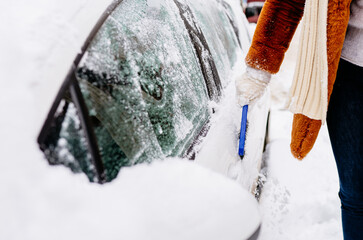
[186,0,240,87]
[39,93,97,182]
[74,0,210,180]
[219,1,243,49]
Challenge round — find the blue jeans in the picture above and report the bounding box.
[327,58,363,240]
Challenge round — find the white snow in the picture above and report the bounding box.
[259,124,342,240]
[0,0,342,239]
[1,155,260,240]
[194,66,270,192]
[147,0,163,8]
[258,26,342,240]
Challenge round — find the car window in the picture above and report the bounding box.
[186,0,240,87]
[39,0,212,182]
[173,0,222,101]
[219,1,243,49]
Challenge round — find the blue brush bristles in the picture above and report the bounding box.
[238,105,248,157]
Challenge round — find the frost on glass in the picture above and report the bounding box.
[41,95,97,182]
[75,0,210,180]
[173,0,222,101]
[185,0,240,87]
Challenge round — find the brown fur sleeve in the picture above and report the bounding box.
[245,0,306,74]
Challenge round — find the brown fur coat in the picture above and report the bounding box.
[246,0,352,159]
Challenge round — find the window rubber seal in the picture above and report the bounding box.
[173,0,222,102]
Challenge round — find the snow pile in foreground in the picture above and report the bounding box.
[1,157,260,240]
[260,115,341,240]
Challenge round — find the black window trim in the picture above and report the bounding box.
[173,0,222,102]
[219,0,243,49]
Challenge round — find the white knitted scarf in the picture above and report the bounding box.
[287,0,329,123]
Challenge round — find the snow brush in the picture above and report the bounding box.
[238,105,248,159]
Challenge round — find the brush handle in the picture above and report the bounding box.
[238,105,248,157]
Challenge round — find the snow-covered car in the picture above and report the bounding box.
[37,0,268,195]
[37,0,257,182]
[30,0,267,239]
[0,0,270,240]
